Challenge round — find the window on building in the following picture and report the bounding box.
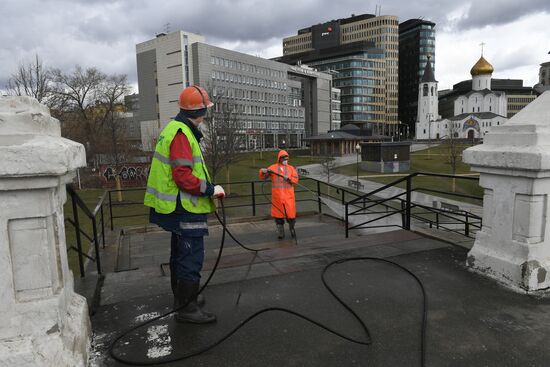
[423,84,428,96]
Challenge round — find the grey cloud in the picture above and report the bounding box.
[0,0,547,92]
[450,0,550,30]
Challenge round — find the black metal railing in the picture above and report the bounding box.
[65,185,109,277]
[345,172,483,238]
[105,177,364,230]
[103,173,483,242]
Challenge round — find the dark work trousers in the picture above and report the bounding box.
[170,232,205,283]
[275,218,296,226]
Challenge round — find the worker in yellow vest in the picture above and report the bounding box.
[144,85,224,324]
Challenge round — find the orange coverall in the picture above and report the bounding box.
[259,150,299,219]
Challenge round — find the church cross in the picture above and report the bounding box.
[480,42,486,55]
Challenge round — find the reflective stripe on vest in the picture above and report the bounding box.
[144,120,215,214]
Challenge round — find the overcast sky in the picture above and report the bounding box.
[1,0,549,93]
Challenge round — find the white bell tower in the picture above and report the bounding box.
[416,55,439,139]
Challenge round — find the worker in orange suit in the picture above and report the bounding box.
[259,150,299,239]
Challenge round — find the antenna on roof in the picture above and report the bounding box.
[163,22,171,34]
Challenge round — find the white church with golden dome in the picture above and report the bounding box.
[415,53,508,140]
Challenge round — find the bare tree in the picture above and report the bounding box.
[101,75,132,170]
[201,84,244,188]
[51,66,130,165]
[6,54,52,103]
[445,124,462,192]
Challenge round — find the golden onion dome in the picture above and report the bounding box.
[470,55,494,76]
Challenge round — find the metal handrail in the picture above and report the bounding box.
[65,185,108,277]
[344,172,483,238]
[105,177,363,230]
[348,174,413,205]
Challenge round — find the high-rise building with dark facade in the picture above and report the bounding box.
[278,13,399,135]
[276,41,385,135]
[399,19,436,137]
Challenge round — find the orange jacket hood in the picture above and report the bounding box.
[277,150,289,162]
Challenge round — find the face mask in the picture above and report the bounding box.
[197,121,208,134]
[282,159,288,165]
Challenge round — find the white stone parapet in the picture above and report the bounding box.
[0,96,90,366]
[463,91,550,292]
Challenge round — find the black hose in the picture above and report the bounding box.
[108,198,428,367]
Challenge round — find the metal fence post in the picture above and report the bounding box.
[401,200,406,228]
[100,204,106,248]
[317,180,322,214]
[109,191,114,230]
[436,212,440,229]
[92,218,102,275]
[465,211,470,236]
[70,191,85,278]
[405,176,412,230]
[341,189,345,205]
[345,203,349,238]
[251,181,256,217]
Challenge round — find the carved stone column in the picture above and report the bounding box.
[463,91,550,292]
[0,96,90,365]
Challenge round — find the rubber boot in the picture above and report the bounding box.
[175,280,216,324]
[277,224,285,239]
[289,219,296,239]
[171,272,205,308]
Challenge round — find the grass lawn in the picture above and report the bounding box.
[333,144,483,203]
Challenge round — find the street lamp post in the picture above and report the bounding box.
[355,143,361,187]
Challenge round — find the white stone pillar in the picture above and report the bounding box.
[463,91,550,292]
[0,97,90,365]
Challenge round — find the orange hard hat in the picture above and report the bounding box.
[178,85,214,110]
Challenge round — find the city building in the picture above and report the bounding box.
[533,53,550,94]
[398,19,436,138]
[304,124,389,157]
[278,13,399,135]
[331,87,341,130]
[283,63,335,138]
[438,55,537,122]
[121,93,142,150]
[439,78,536,120]
[540,61,550,86]
[124,93,140,113]
[136,31,334,151]
[416,53,510,140]
[277,41,386,134]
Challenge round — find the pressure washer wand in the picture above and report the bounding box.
[266,168,319,196]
